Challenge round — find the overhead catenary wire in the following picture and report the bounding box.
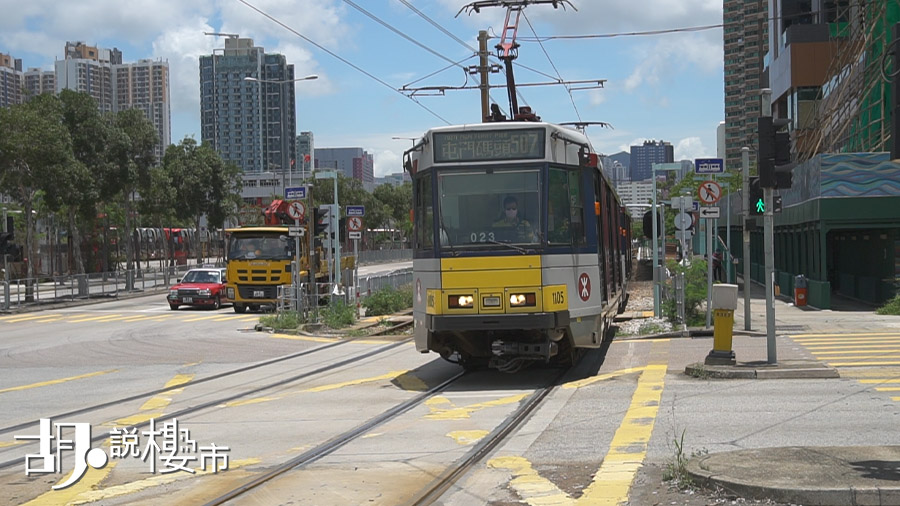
[522,11,582,122]
[234,0,450,125]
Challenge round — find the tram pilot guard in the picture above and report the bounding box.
[492,196,536,243]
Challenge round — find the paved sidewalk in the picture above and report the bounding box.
[675,279,900,505]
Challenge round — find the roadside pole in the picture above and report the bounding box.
[706,214,713,329]
[651,174,660,317]
[294,217,302,312]
[742,147,751,331]
[764,186,777,363]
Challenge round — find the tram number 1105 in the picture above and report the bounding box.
[552,290,565,305]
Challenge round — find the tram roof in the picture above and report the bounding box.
[421,121,592,146]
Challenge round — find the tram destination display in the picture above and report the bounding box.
[433,128,545,162]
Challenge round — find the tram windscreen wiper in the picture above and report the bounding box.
[484,238,529,254]
[439,215,459,256]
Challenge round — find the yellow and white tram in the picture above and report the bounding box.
[406,122,632,372]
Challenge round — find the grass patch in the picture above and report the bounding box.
[663,430,708,490]
[638,322,666,335]
[362,285,413,316]
[321,300,357,329]
[876,294,900,315]
[259,311,305,331]
[686,364,713,380]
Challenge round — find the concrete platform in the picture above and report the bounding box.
[686,446,900,505]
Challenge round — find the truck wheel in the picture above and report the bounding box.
[212,296,221,310]
[234,303,246,314]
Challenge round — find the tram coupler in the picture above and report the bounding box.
[491,339,557,359]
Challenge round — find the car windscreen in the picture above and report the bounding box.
[181,270,220,283]
[228,235,291,260]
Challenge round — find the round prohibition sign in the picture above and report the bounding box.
[287,201,306,220]
[347,216,363,232]
[698,180,722,205]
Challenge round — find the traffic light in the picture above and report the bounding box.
[757,116,795,189]
[773,195,783,214]
[339,217,347,243]
[642,210,662,238]
[749,177,765,216]
[313,206,331,236]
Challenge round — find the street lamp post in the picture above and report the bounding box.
[244,75,317,192]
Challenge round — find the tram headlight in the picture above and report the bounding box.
[509,293,536,307]
[448,294,474,308]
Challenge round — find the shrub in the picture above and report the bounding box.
[662,259,709,327]
[876,294,900,315]
[259,311,305,331]
[363,284,413,316]
[321,299,356,328]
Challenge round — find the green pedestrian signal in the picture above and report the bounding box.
[755,198,765,213]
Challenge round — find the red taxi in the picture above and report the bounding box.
[167,268,228,310]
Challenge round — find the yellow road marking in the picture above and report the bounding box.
[33,317,64,323]
[488,456,572,505]
[875,387,900,392]
[806,345,900,353]
[270,333,337,343]
[813,353,900,359]
[579,340,669,505]
[304,370,409,393]
[792,332,900,339]
[0,440,25,448]
[425,393,529,420]
[66,314,123,323]
[563,366,647,390]
[829,360,900,367]
[797,339,900,346]
[224,397,281,408]
[448,430,489,445]
[69,458,260,505]
[6,313,63,322]
[115,373,194,426]
[0,369,118,394]
[20,461,118,506]
[859,378,900,383]
[180,314,226,322]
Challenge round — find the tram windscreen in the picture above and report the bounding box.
[437,168,541,248]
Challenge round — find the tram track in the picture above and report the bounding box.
[0,335,413,472]
[200,366,569,505]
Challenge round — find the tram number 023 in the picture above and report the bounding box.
[471,232,495,242]
[552,290,565,305]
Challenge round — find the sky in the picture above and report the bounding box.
[0,0,725,178]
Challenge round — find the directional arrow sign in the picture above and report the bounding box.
[699,206,720,219]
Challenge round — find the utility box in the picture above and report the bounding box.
[794,275,808,307]
[711,284,738,310]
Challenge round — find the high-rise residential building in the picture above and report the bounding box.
[55,42,120,112]
[0,53,23,108]
[315,147,375,191]
[723,0,769,172]
[114,59,171,160]
[200,37,296,187]
[629,140,674,181]
[24,68,56,98]
[56,42,170,159]
[296,131,315,179]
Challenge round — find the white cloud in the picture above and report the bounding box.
[374,150,403,178]
[674,136,710,160]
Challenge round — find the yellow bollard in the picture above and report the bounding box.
[706,284,738,365]
[712,308,734,353]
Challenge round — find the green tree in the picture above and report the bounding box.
[0,94,74,298]
[56,90,112,278]
[105,108,158,286]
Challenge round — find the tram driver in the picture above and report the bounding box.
[492,195,536,243]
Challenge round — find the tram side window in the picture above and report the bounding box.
[414,175,434,251]
[548,168,585,246]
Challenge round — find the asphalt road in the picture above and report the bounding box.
[1,276,899,505]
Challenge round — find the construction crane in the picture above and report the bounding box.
[203,32,240,39]
[458,0,575,121]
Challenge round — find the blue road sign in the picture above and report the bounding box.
[346,205,365,217]
[694,158,724,174]
[285,186,307,199]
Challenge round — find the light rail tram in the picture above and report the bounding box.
[406,122,632,372]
